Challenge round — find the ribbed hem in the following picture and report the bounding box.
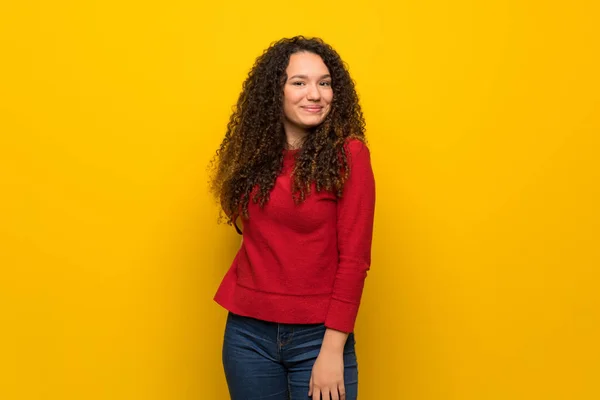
[214,283,332,325]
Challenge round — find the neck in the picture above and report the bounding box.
[283,123,309,150]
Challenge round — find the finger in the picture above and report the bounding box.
[338,382,346,400]
[331,386,340,400]
[322,388,330,400]
[313,388,320,400]
[308,376,312,396]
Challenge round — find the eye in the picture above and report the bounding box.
[320,81,332,87]
[291,81,305,86]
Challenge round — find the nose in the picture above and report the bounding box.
[306,83,321,101]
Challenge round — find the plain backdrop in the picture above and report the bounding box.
[1,1,599,399]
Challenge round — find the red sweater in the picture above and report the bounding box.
[214,139,376,333]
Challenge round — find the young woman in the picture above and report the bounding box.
[209,36,375,400]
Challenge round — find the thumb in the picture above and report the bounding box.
[308,376,313,396]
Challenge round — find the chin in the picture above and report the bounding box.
[300,118,326,128]
[301,123,323,130]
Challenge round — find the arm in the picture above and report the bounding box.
[309,140,376,399]
[325,139,376,333]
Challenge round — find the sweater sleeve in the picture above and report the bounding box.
[324,139,376,333]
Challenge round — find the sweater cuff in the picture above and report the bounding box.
[324,298,360,333]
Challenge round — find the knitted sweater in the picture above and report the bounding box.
[213,138,376,333]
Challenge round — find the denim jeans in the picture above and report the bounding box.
[222,312,359,399]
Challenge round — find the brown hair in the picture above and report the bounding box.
[208,35,366,226]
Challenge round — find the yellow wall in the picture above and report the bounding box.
[1,1,598,399]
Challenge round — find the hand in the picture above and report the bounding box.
[308,348,345,399]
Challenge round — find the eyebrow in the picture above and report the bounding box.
[288,74,331,80]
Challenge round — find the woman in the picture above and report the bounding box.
[209,36,375,400]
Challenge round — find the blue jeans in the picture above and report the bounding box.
[222,312,359,399]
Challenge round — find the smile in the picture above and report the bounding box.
[302,106,323,113]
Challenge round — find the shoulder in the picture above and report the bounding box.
[343,137,371,161]
[339,137,375,194]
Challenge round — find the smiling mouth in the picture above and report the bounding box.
[302,106,323,112]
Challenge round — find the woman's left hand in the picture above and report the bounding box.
[309,347,346,400]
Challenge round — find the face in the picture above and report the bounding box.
[282,52,333,134]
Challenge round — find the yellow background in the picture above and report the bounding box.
[1,1,599,399]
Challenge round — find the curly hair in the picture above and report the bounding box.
[208,35,367,226]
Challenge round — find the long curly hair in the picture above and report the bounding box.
[208,35,366,226]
